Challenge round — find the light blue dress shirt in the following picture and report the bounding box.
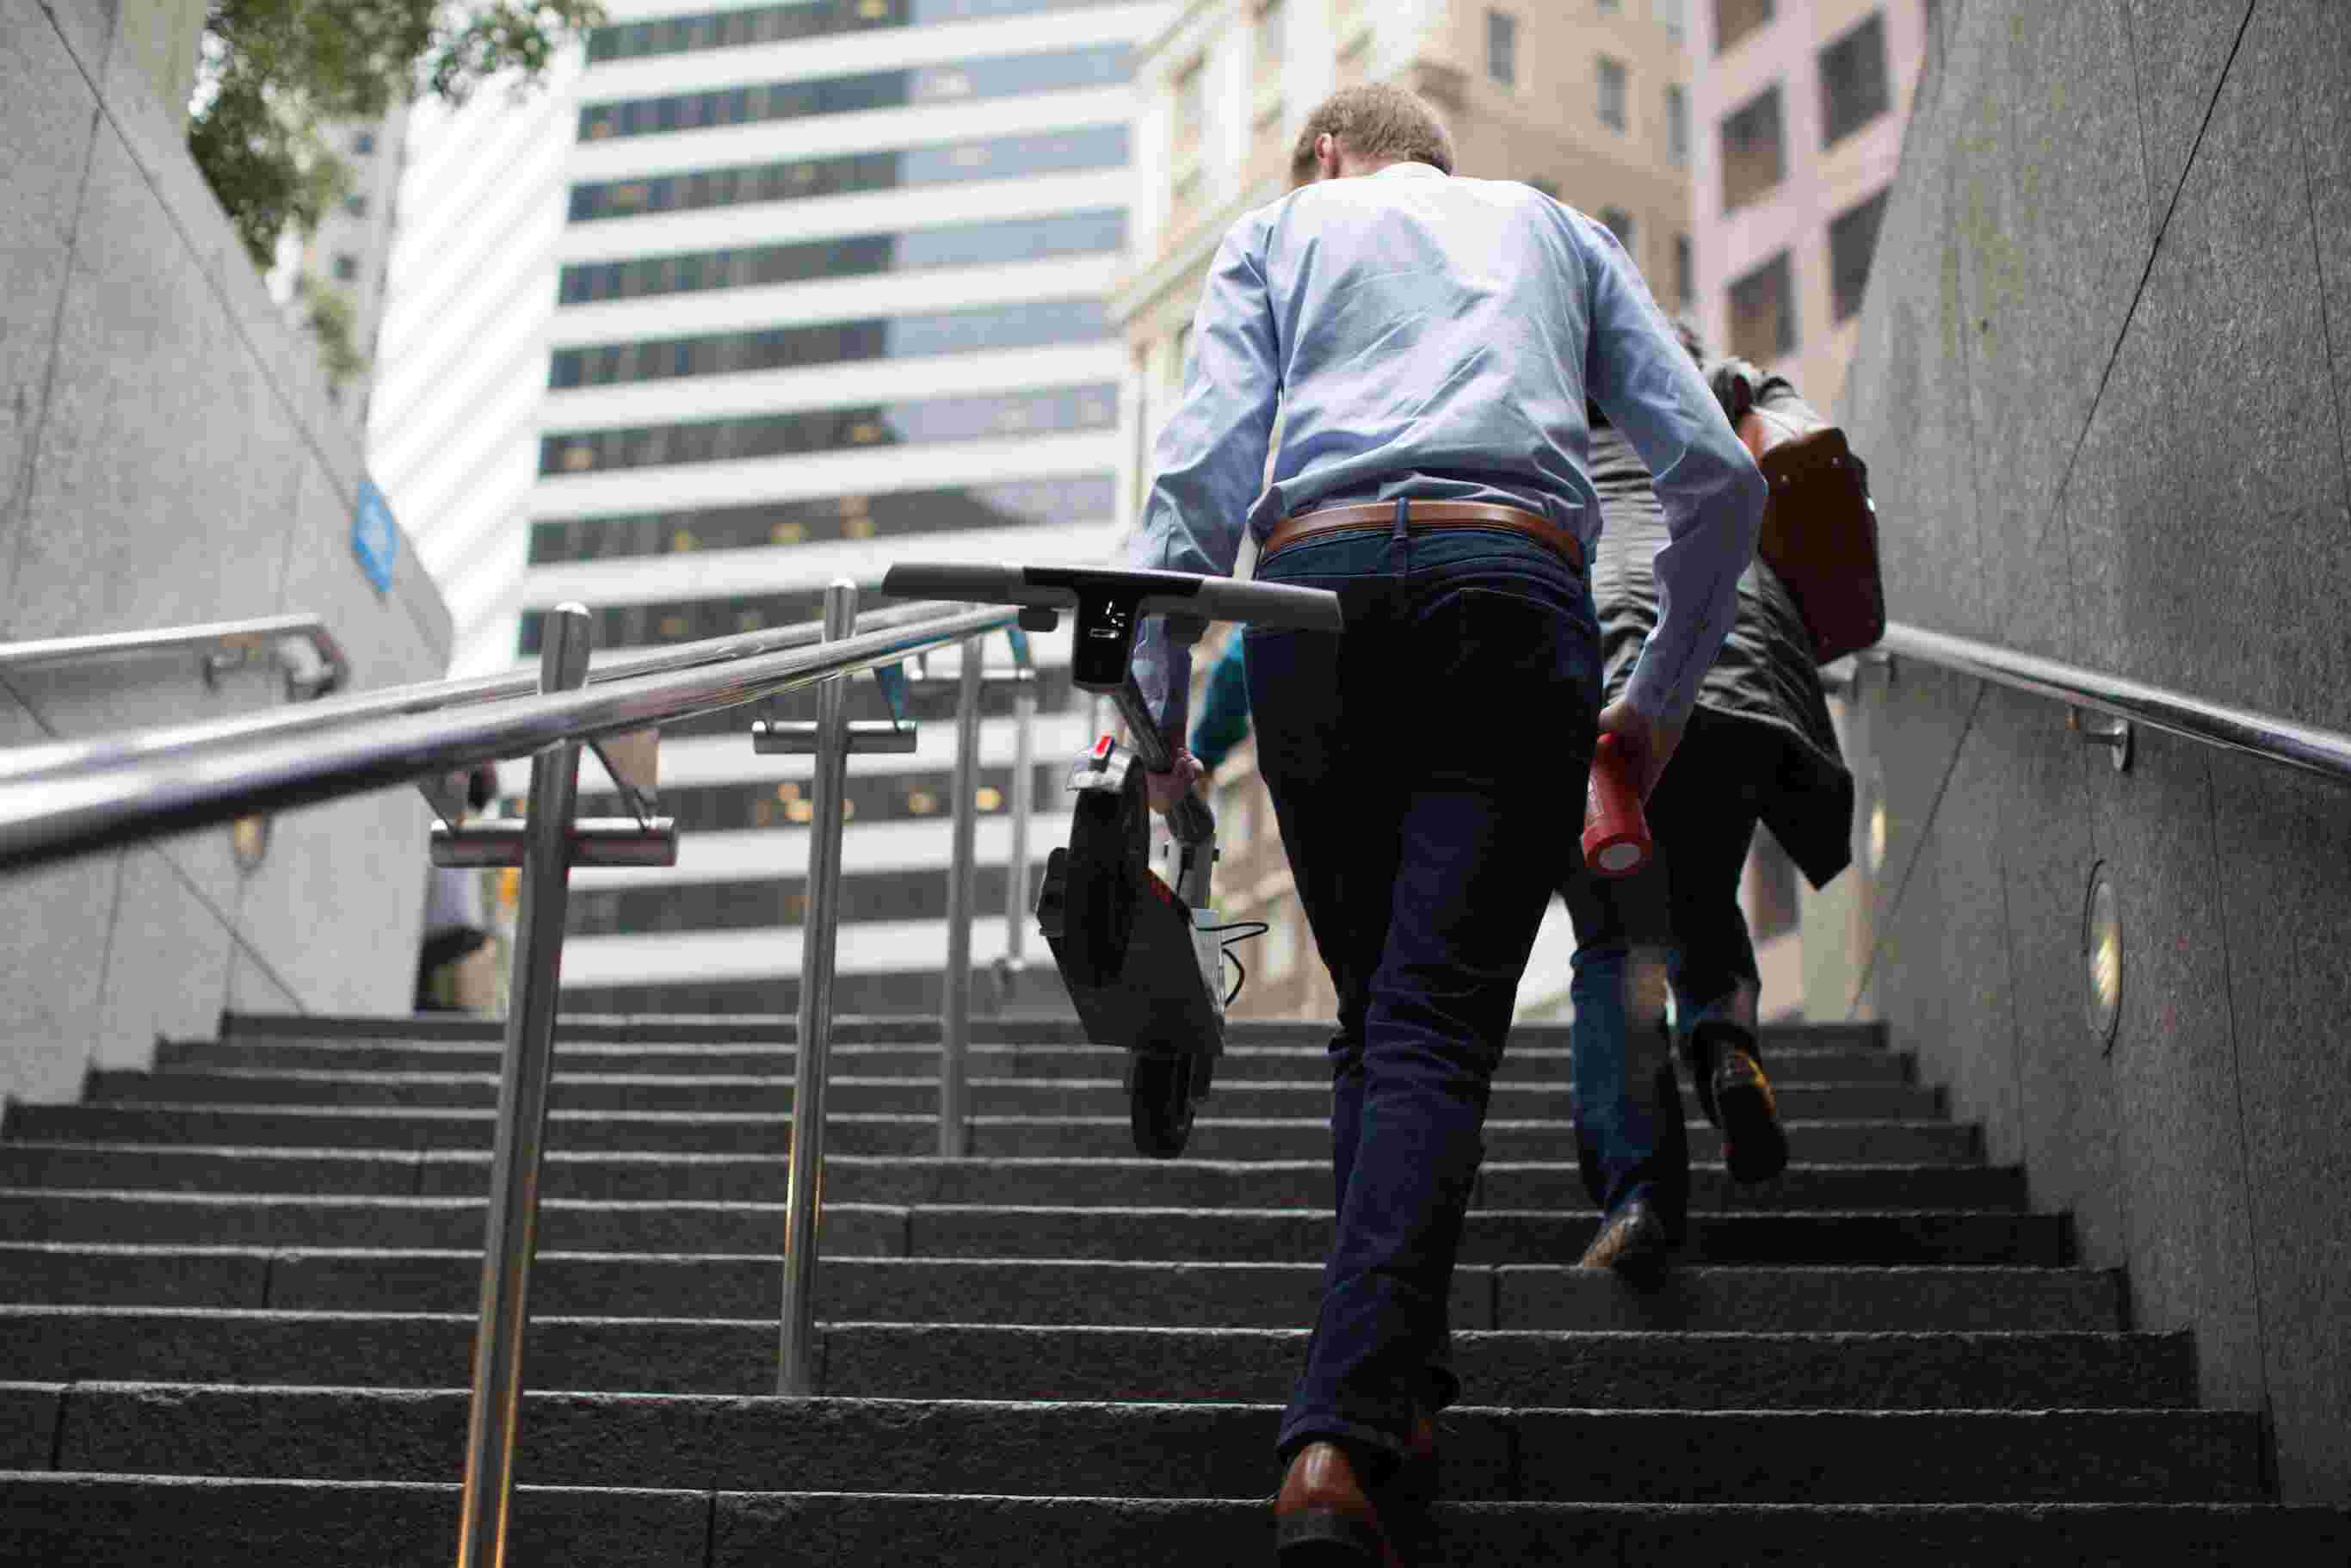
[1126,161,1765,741]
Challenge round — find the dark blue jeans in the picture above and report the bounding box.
[1556,720,1765,1233]
[1244,523,1600,1477]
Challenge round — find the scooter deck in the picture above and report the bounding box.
[1038,849,1225,1059]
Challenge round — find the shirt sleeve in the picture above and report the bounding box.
[1579,220,1767,726]
[1126,218,1282,746]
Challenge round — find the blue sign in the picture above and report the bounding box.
[352,478,399,595]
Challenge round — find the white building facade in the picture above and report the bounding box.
[379,0,1171,1014]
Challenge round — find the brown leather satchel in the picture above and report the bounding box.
[1736,402,1886,666]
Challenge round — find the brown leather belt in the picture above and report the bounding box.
[1262,499,1583,571]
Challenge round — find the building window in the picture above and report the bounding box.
[331,254,358,281]
[567,125,1130,223]
[576,42,1131,142]
[546,298,1110,391]
[537,380,1117,478]
[1828,186,1889,321]
[342,194,367,217]
[1601,207,1636,256]
[1665,82,1688,165]
[1674,232,1694,306]
[1597,56,1627,130]
[353,130,376,155]
[1727,250,1796,361]
[1719,83,1784,211]
[1173,57,1205,162]
[1487,9,1517,87]
[1817,11,1891,147]
[557,211,1124,306]
[1712,0,1771,52]
[1653,0,1683,38]
[1598,0,1620,10]
[1256,0,1285,92]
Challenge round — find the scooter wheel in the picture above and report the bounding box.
[1059,772,1146,989]
[1130,1053,1199,1158]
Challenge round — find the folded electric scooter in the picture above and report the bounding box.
[877,562,1343,1156]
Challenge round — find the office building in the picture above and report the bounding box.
[371,0,1173,1012]
[1692,0,1929,407]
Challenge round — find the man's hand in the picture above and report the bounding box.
[1144,749,1206,815]
[1596,698,1685,801]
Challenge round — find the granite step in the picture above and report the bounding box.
[0,1143,2027,1212]
[156,1039,1916,1086]
[0,1245,2126,1331]
[0,1192,2068,1265]
[7,1476,2342,1568]
[2,1102,1983,1164]
[0,1310,2195,1406]
[32,1385,2268,1502]
[217,1011,1891,1055]
[82,1069,1942,1123]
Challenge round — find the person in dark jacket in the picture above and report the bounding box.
[1562,324,1856,1279]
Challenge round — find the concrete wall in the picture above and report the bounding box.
[1822,0,2351,1503]
[1,0,454,1103]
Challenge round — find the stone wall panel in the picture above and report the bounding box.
[93,848,236,1069]
[2286,0,2351,565]
[7,131,284,642]
[2076,0,2350,732]
[2118,0,2253,231]
[0,0,449,1099]
[0,0,102,610]
[1946,0,2153,662]
[2079,726,2263,1413]
[1973,684,2126,1273]
[2208,751,2351,1503]
[1835,22,1988,640]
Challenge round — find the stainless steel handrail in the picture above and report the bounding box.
[0,612,353,698]
[0,600,1016,874]
[0,596,960,784]
[1833,623,2351,787]
[0,583,1040,1568]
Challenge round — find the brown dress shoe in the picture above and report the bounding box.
[1274,1441,1405,1565]
[1694,1022,1790,1184]
[1576,1195,1673,1283]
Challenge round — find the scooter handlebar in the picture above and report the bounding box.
[878,561,1342,633]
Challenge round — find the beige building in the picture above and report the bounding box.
[1112,0,1696,1019]
[1691,0,1929,408]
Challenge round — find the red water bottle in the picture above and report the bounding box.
[1582,732,1653,878]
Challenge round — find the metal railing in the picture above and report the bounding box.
[0,583,1031,1567]
[1826,622,2351,787]
[0,612,353,700]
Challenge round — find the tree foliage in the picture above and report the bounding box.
[294,271,368,391]
[190,0,606,269]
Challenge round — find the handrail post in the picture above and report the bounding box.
[777,580,856,1394]
[456,602,592,1568]
[1004,662,1036,968]
[940,636,984,1157]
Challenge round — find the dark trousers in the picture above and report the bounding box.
[1244,523,1599,1476]
[1556,720,1764,1232]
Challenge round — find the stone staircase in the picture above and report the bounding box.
[0,1011,2343,1564]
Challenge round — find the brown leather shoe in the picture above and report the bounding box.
[1274,1441,1404,1565]
[1576,1195,1673,1283]
[1695,1022,1790,1184]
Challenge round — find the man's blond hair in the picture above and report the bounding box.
[1288,83,1456,184]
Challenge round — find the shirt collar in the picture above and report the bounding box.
[1373,161,1447,180]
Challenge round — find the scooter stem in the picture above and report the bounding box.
[1112,676,1214,847]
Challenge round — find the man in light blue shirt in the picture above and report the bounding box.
[1125,83,1763,1563]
